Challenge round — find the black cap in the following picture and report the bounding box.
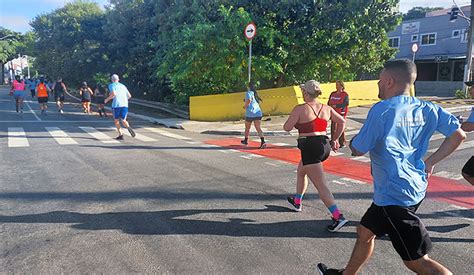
[465,81,474,86]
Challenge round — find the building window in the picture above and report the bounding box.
[411,35,418,42]
[461,29,468,43]
[421,33,436,46]
[389,37,400,48]
[452,30,461,38]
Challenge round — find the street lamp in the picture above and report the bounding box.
[0,34,15,41]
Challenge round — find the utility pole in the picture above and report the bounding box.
[463,1,474,97]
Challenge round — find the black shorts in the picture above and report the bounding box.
[38,97,48,103]
[55,94,65,102]
[360,202,432,261]
[82,99,90,103]
[245,116,262,122]
[297,135,331,165]
[462,156,474,177]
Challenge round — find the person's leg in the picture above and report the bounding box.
[18,96,24,112]
[461,157,474,185]
[330,121,336,141]
[339,127,346,147]
[288,161,308,211]
[253,119,266,148]
[14,96,19,112]
[241,120,251,144]
[304,163,336,209]
[403,255,452,275]
[114,119,122,137]
[342,225,377,275]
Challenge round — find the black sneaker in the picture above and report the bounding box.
[127,127,136,137]
[287,196,302,212]
[316,263,344,275]
[258,142,266,149]
[115,135,124,140]
[327,214,348,232]
[240,139,248,145]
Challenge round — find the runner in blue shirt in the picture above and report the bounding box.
[461,81,474,184]
[104,74,136,140]
[318,59,466,275]
[241,81,266,149]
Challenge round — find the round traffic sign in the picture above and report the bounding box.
[244,22,257,40]
[411,43,419,53]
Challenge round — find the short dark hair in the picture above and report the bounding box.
[383,59,417,84]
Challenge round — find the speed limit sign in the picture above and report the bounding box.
[244,22,257,40]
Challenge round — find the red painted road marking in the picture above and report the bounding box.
[206,138,474,209]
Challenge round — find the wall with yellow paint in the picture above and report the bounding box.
[189,80,415,121]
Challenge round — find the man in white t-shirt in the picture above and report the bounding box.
[104,74,136,140]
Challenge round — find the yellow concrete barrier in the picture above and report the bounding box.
[189,80,415,121]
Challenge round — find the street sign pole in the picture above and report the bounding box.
[248,40,252,84]
[244,22,256,84]
[411,43,418,63]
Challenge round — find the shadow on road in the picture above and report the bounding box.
[0,205,471,243]
[0,205,358,238]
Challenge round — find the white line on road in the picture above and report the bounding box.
[433,171,463,181]
[185,141,201,145]
[428,140,474,153]
[445,106,472,113]
[340,177,367,185]
[272,142,291,146]
[265,162,280,167]
[332,180,351,186]
[8,127,30,147]
[24,101,41,121]
[45,127,78,145]
[79,126,119,144]
[110,127,157,142]
[330,151,344,156]
[144,127,192,140]
[351,156,371,162]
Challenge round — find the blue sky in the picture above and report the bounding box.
[0,0,471,33]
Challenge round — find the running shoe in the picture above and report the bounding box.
[316,263,344,275]
[287,196,302,212]
[115,135,124,140]
[241,139,248,145]
[258,142,266,149]
[41,110,44,115]
[60,109,64,114]
[327,215,348,232]
[128,127,136,137]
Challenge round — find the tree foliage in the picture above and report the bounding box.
[403,6,444,21]
[28,0,400,104]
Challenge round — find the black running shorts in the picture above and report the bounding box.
[462,156,474,177]
[38,97,48,104]
[297,135,331,165]
[245,116,262,122]
[55,93,65,102]
[360,202,432,261]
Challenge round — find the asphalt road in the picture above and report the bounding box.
[0,88,473,274]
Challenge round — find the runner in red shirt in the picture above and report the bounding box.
[327,80,349,147]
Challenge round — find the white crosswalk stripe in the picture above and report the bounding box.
[433,171,463,181]
[8,127,29,147]
[79,126,120,144]
[428,140,474,153]
[351,156,371,162]
[110,127,157,142]
[143,127,192,140]
[45,127,78,145]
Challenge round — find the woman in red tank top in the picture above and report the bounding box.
[283,80,349,232]
[328,80,349,147]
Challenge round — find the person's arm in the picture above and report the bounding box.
[104,91,116,104]
[424,129,466,177]
[461,122,474,132]
[61,83,67,91]
[79,88,83,96]
[88,87,94,95]
[283,106,300,132]
[127,90,132,99]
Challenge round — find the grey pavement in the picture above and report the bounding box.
[1,87,473,273]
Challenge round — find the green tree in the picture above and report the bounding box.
[403,7,444,21]
[30,0,107,86]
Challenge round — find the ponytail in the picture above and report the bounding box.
[249,81,262,103]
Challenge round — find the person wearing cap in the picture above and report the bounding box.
[52,77,67,114]
[317,59,465,275]
[79,81,94,114]
[461,81,474,184]
[104,74,136,140]
[283,79,348,232]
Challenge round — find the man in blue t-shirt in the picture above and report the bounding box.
[318,59,465,275]
[461,81,474,184]
[104,74,136,140]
